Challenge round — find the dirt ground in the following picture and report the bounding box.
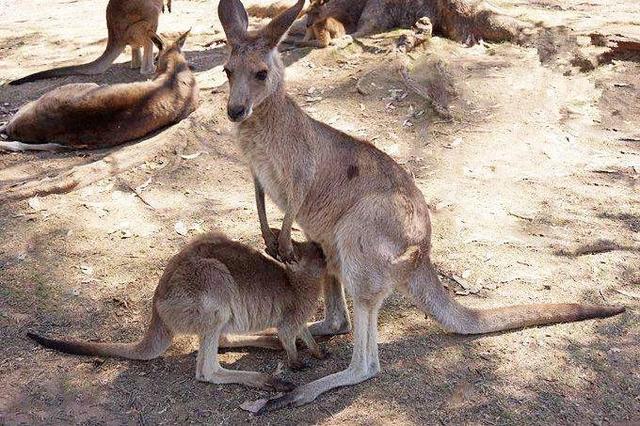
[1,0,639,424]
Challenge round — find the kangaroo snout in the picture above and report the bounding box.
[227,104,250,122]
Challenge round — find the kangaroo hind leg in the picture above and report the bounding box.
[196,323,294,392]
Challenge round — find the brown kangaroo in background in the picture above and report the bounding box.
[287,0,361,48]
[217,0,625,411]
[10,0,171,85]
[288,0,526,48]
[0,31,198,152]
[28,230,328,391]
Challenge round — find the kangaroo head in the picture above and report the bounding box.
[218,0,305,122]
[269,228,327,279]
[305,0,329,28]
[150,30,190,75]
[290,240,327,280]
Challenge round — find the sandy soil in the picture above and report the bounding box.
[1,0,639,424]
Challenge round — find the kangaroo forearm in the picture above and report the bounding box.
[254,176,272,239]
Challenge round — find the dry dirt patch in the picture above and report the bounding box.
[1,0,639,424]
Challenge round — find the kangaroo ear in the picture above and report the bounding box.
[263,0,305,48]
[150,33,165,51]
[218,0,249,46]
[175,29,191,50]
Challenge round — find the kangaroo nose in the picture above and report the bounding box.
[227,105,246,121]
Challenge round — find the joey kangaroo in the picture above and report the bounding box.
[0,32,198,152]
[287,0,362,48]
[217,0,625,410]
[289,0,526,48]
[9,0,170,85]
[28,230,328,391]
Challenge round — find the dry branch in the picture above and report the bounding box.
[0,122,191,202]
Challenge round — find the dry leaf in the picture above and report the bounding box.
[28,197,43,211]
[175,221,189,236]
[136,178,152,192]
[80,265,94,276]
[239,398,268,414]
[179,152,203,160]
[273,362,285,377]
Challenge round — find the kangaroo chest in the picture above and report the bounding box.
[237,127,293,212]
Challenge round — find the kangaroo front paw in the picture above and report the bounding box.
[265,240,279,260]
[277,240,297,264]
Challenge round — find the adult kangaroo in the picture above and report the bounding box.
[10,0,169,85]
[217,0,625,410]
[1,31,198,151]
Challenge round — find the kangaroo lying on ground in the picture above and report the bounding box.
[217,0,625,411]
[28,230,327,391]
[10,0,170,85]
[0,31,198,152]
[287,0,362,48]
[288,0,527,48]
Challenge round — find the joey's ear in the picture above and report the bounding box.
[150,33,165,51]
[218,0,249,46]
[262,0,305,48]
[175,29,191,50]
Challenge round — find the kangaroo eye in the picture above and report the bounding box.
[255,70,268,81]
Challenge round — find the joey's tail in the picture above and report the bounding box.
[403,260,625,334]
[10,36,124,85]
[27,306,173,360]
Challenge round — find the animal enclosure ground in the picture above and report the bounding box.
[0,0,639,424]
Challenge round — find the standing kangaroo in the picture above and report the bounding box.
[0,31,198,151]
[28,231,328,390]
[217,0,625,411]
[9,0,170,85]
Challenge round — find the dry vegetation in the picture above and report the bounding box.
[1,0,639,424]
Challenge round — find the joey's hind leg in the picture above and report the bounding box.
[299,327,328,360]
[278,326,306,370]
[196,327,294,392]
[219,334,282,350]
[131,46,142,68]
[140,39,156,75]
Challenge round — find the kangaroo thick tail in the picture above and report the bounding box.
[403,260,625,334]
[9,39,124,85]
[27,307,172,360]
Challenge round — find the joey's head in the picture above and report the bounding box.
[150,30,191,75]
[218,0,305,122]
[269,228,327,280]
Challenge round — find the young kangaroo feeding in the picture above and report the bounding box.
[28,231,328,390]
[10,0,169,85]
[218,0,625,411]
[0,31,198,152]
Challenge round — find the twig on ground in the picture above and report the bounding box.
[0,122,190,202]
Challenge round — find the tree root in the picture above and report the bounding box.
[0,122,190,202]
